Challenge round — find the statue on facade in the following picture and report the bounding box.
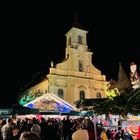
[130,62,139,89]
[51,60,54,68]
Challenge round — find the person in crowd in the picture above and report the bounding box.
[114,130,123,140]
[72,123,89,140]
[30,117,41,136]
[45,120,58,140]
[100,128,108,140]
[39,117,47,140]
[11,126,20,140]
[110,129,116,140]
[19,131,41,140]
[63,116,72,140]
[123,128,133,140]
[106,129,111,139]
[0,119,6,139]
[1,118,14,140]
[85,118,95,140]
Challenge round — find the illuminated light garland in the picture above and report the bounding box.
[19,91,44,105]
[104,83,119,99]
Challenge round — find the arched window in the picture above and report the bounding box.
[68,37,71,46]
[78,35,82,44]
[96,92,101,98]
[79,60,83,71]
[57,89,64,99]
[80,90,85,100]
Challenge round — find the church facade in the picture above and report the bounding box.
[19,25,108,107]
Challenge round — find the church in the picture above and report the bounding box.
[19,21,108,111]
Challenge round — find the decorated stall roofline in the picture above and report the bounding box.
[24,92,77,111]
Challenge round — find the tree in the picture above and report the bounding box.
[94,88,140,115]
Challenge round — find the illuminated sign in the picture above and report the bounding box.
[0,109,13,115]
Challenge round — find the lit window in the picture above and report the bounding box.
[79,60,83,71]
[96,92,101,98]
[57,89,64,99]
[68,37,71,46]
[78,35,82,44]
[80,90,85,99]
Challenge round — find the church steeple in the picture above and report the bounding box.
[118,62,129,82]
[65,14,88,50]
[110,62,131,92]
[72,12,83,29]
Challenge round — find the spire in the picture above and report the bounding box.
[110,62,131,91]
[72,12,83,29]
[118,62,129,82]
[74,12,78,20]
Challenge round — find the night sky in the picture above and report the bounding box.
[1,2,140,106]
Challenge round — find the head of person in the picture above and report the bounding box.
[1,119,6,125]
[19,131,41,140]
[130,62,137,73]
[32,117,38,124]
[6,117,13,124]
[12,126,20,136]
[75,124,81,130]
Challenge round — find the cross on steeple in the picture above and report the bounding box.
[72,12,83,29]
[74,12,78,20]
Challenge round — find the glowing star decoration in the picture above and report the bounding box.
[105,83,119,99]
[130,62,139,89]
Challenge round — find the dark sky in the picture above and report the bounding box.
[1,2,140,106]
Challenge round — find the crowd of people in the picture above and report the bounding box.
[0,115,137,140]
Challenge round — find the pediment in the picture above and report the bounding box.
[24,93,77,113]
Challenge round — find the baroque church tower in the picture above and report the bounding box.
[19,19,108,109]
[47,22,108,105]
